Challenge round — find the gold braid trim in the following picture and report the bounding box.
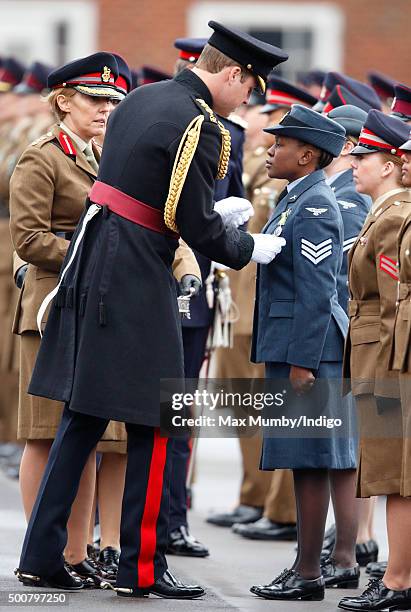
[164,114,205,233]
[196,98,231,180]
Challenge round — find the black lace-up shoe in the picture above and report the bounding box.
[250,568,325,601]
[321,556,360,588]
[366,561,387,578]
[167,526,209,557]
[356,540,379,566]
[233,517,297,540]
[15,566,84,590]
[338,578,411,611]
[206,504,263,527]
[116,570,205,599]
[98,547,119,581]
[69,557,108,587]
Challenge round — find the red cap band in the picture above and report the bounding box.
[179,50,201,61]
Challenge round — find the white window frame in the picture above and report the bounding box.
[0,1,97,65]
[187,2,344,71]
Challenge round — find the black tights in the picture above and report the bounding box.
[292,468,358,579]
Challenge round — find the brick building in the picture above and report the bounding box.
[0,0,410,85]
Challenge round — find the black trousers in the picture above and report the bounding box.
[20,405,173,588]
[169,326,209,532]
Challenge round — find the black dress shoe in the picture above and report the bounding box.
[70,557,109,587]
[366,561,387,578]
[322,524,379,567]
[250,568,325,601]
[15,566,84,590]
[356,540,379,567]
[338,578,411,611]
[98,547,119,580]
[87,543,99,561]
[233,517,297,541]
[206,504,263,527]
[321,557,360,588]
[116,570,205,599]
[167,525,209,557]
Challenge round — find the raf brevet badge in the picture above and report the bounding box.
[101,66,111,82]
[274,208,292,236]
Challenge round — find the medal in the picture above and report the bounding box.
[274,208,292,236]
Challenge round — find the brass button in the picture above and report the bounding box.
[254,188,261,195]
[406,249,410,256]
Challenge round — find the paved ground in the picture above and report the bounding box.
[0,438,388,611]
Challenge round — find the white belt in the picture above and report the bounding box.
[37,204,102,335]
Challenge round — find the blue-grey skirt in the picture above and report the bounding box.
[261,361,357,470]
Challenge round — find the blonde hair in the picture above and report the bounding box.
[196,44,253,82]
[47,87,76,121]
[379,151,403,185]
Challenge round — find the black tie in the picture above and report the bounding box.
[276,187,288,206]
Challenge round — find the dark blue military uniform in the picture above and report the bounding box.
[251,170,357,469]
[329,169,371,312]
[171,116,245,533]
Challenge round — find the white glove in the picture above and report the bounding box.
[251,234,286,264]
[214,197,254,227]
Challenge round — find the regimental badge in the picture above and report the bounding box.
[101,66,111,83]
[359,237,368,246]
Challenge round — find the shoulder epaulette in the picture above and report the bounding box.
[30,131,54,148]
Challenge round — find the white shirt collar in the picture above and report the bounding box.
[287,174,309,193]
[325,170,347,186]
[371,187,405,214]
[60,122,90,153]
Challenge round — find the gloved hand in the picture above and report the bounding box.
[179,274,202,296]
[251,234,286,264]
[15,264,28,289]
[213,261,230,272]
[214,197,254,227]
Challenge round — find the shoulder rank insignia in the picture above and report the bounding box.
[338,200,357,210]
[301,237,332,265]
[343,236,357,253]
[101,66,111,83]
[305,207,328,216]
[30,131,53,147]
[58,132,77,156]
[379,254,399,280]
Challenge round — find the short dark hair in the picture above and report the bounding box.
[196,43,253,82]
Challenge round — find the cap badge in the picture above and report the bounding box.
[101,66,111,83]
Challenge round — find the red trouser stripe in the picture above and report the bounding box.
[138,429,168,587]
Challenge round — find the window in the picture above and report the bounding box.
[0,1,97,66]
[188,2,344,82]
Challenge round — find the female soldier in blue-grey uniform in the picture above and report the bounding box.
[250,105,359,602]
